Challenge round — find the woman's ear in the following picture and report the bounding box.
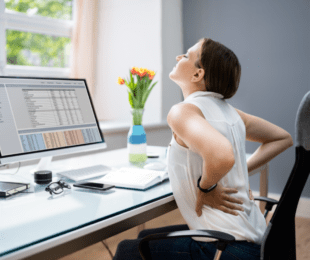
[192,68,205,83]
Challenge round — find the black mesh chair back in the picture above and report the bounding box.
[260,91,310,260]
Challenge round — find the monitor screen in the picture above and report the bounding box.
[0,77,106,164]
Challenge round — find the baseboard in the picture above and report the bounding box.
[252,191,310,219]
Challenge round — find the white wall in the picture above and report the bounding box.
[93,0,183,125]
[94,0,162,124]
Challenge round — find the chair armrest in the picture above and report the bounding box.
[138,230,235,260]
[253,196,278,204]
[254,197,279,218]
[254,196,279,213]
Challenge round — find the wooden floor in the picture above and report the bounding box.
[59,208,310,260]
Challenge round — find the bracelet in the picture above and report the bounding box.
[197,176,217,193]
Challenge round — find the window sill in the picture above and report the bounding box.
[4,65,70,78]
[99,120,169,134]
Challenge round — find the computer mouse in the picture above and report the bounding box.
[143,162,167,171]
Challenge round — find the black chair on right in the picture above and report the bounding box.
[258,91,310,259]
[139,91,310,260]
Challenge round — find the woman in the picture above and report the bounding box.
[113,38,293,260]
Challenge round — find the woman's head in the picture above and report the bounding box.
[169,38,241,99]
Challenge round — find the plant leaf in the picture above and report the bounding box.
[128,89,138,108]
[130,69,133,84]
[137,78,140,107]
[142,81,158,106]
[128,91,134,107]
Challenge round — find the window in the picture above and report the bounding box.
[0,0,75,78]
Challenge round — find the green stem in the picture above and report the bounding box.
[131,108,144,125]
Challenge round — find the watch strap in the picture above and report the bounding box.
[197,176,217,193]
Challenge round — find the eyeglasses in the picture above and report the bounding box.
[45,180,71,195]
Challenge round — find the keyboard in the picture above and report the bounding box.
[56,165,113,181]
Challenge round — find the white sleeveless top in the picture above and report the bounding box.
[167,91,267,245]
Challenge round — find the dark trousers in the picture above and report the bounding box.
[113,224,261,260]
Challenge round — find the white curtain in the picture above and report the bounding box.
[70,0,99,97]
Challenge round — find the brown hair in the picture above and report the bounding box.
[195,38,241,99]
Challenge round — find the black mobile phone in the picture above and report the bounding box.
[73,182,115,191]
[147,152,159,158]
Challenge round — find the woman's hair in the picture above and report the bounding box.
[195,38,241,99]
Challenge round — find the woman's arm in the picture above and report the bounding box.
[168,103,245,216]
[167,103,235,189]
[235,108,294,173]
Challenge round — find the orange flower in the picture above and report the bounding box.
[137,71,147,78]
[148,74,154,80]
[131,67,153,79]
[131,68,137,75]
[117,77,125,85]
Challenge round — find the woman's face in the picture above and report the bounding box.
[169,40,205,91]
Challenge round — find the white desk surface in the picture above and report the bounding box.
[0,146,264,260]
[0,146,172,259]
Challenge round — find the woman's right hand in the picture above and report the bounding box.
[195,182,244,217]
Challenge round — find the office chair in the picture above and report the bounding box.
[139,91,310,260]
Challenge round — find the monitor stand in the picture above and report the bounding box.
[0,162,32,184]
[30,156,53,174]
[0,157,55,194]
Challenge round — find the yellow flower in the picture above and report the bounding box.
[117,77,125,85]
[147,70,155,76]
[138,68,145,74]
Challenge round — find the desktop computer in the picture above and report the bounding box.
[0,76,108,184]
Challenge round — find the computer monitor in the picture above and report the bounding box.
[0,76,106,172]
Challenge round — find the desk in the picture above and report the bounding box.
[0,146,269,260]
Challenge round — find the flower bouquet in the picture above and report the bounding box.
[117,67,158,125]
[117,67,158,163]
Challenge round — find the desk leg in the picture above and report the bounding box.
[137,223,145,236]
[259,163,269,214]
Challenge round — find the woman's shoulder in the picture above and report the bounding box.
[168,102,206,121]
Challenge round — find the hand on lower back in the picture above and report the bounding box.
[195,182,244,217]
[249,189,254,200]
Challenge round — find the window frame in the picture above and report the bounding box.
[0,0,75,78]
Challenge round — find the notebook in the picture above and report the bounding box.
[0,181,30,197]
[93,167,169,191]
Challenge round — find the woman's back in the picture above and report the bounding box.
[167,90,267,245]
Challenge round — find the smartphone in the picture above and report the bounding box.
[73,182,115,191]
[147,152,159,158]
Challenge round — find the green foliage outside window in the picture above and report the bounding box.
[5,0,73,68]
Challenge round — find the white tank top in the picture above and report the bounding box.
[167,91,267,245]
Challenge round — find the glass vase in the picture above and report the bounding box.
[127,108,147,163]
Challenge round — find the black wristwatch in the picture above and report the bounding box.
[197,176,217,193]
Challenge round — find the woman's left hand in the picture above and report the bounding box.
[195,182,244,217]
[249,188,254,200]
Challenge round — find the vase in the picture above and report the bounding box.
[127,108,147,163]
